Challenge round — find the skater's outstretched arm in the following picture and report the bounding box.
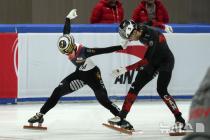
[63,9,77,34]
[142,21,173,33]
[85,45,122,57]
[125,59,148,71]
[63,18,71,34]
[85,39,129,57]
[63,9,128,57]
[111,59,148,78]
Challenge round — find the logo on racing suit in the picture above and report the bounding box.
[96,72,101,80]
[76,57,85,63]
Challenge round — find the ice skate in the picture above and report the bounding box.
[103,116,138,135]
[175,114,186,129]
[169,115,186,136]
[23,113,47,130]
[108,116,134,130]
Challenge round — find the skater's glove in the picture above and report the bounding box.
[120,39,129,49]
[66,9,78,20]
[112,67,127,78]
[164,24,173,33]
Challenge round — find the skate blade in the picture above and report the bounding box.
[102,123,141,135]
[23,125,47,130]
[169,132,186,136]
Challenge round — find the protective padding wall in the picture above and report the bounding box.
[0,24,210,103]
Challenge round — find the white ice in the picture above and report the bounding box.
[0,100,191,140]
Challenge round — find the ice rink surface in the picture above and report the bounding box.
[0,100,191,140]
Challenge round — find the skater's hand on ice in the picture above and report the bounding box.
[112,67,127,78]
[66,9,78,20]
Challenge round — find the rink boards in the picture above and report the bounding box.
[0,24,210,104]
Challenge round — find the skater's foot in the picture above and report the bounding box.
[28,113,44,124]
[175,113,185,130]
[108,116,134,130]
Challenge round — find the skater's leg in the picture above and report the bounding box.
[28,72,85,123]
[83,67,120,116]
[40,73,84,114]
[40,85,72,114]
[157,71,185,126]
[28,83,72,124]
[120,68,154,119]
[108,67,154,130]
[94,88,120,116]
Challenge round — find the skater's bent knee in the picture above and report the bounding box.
[53,86,69,97]
[157,87,168,97]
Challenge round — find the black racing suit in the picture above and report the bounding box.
[120,24,183,121]
[40,18,122,116]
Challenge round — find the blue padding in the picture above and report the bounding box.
[172,24,210,33]
[15,24,63,33]
[15,24,118,33]
[71,24,119,33]
[17,95,193,103]
[1,24,210,33]
[0,24,16,32]
[0,95,192,104]
[0,98,17,104]
[0,24,118,33]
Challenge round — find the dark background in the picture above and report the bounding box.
[0,0,209,24]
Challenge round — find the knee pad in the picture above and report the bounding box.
[57,81,72,95]
[50,86,64,99]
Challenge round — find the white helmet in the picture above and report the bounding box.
[57,34,75,54]
[119,20,136,39]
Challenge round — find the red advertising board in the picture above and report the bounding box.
[0,33,18,100]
